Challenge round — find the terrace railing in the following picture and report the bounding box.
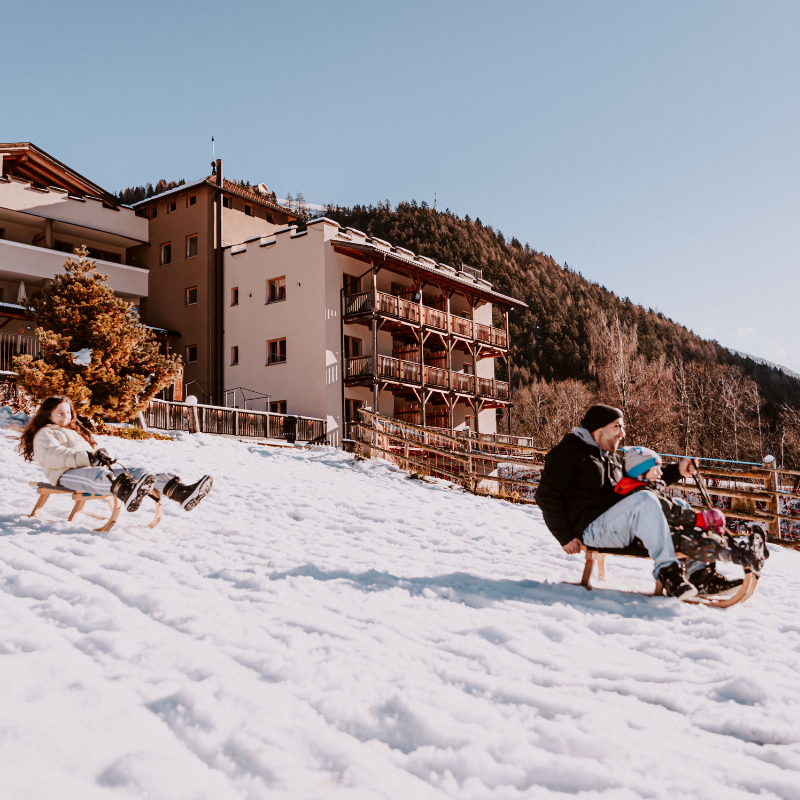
[145,399,326,443]
[343,290,507,349]
[344,355,509,400]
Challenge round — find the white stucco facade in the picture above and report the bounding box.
[223,219,515,447]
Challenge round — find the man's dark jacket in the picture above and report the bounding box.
[535,429,681,546]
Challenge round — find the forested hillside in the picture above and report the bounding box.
[326,202,800,464]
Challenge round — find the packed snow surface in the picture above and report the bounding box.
[1,425,800,799]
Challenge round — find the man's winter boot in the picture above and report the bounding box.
[657,562,698,600]
[687,565,743,596]
[111,472,157,513]
[163,475,213,511]
[731,530,769,574]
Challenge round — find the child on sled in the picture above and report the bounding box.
[617,446,767,594]
[18,395,213,513]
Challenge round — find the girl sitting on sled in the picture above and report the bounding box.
[18,395,212,512]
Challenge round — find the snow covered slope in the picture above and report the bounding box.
[1,427,800,799]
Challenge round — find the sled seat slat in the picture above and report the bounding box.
[28,481,162,532]
[578,543,757,608]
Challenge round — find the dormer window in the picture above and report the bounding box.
[245,204,253,216]
[223,196,231,209]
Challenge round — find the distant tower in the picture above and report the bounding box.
[434,192,437,211]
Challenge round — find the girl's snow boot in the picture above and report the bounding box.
[163,475,213,511]
[111,472,157,512]
[657,562,698,599]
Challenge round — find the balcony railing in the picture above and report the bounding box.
[344,355,509,400]
[343,290,508,350]
[0,333,40,373]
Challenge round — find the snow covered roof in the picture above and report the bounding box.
[131,177,297,218]
[331,236,528,310]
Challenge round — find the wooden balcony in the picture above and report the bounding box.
[344,355,509,402]
[343,290,508,351]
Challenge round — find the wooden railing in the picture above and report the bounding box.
[352,409,800,546]
[343,291,372,316]
[145,399,326,443]
[450,316,473,338]
[0,333,40,372]
[424,365,449,388]
[422,306,447,330]
[343,291,507,349]
[344,356,509,400]
[452,372,475,393]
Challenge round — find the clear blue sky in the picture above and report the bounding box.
[3,1,798,372]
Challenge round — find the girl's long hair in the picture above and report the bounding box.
[18,395,96,462]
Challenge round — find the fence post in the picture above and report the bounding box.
[765,467,781,541]
[234,409,239,437]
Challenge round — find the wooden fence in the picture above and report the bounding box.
[145,399,327,443]
[354,408,800,546]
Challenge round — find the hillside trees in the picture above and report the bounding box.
[13,248,181,421]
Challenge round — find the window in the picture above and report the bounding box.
[343,273,360,293]
[185,286,198,305]
[223,196,231,209]
[186,344,198,363]
[464,415,474,430]
[150,206,157,219]
[0,228,5,239]
[231,287,239,306]
[344,336,362,359]
[345,398,363,424]
[188,194,197,207]
[0,288,4,302]
[244,204,253,216]
[168,200,177,214]
[267,277,286,303]
[186,234,198,258]
[54,240,74,253]
[231,346,239,365]
[266,213,274,224]
[269,401,287,415]
[267,338,286,365]
[160,242,172,265]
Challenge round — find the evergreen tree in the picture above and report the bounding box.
[14,247,182,421]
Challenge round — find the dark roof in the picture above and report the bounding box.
[0,142,119,207]
[132,176,297,219]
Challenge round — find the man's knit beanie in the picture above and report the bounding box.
[580,404,623,433]
[623,446,663,479]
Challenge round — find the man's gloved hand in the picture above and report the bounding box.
[89,448,115,468]
[696,508,726,533]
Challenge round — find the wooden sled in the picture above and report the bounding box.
[28,482,163,533]
[579,543,758,608]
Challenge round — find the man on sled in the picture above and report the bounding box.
[536,404,767,599]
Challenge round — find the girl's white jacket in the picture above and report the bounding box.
[32,424,93,485]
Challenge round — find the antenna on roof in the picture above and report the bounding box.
[434,192,437,212]
[211,137,216,175]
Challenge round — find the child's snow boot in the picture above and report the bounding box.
[163,475,213,511]
[730,530,769,574]
[657,562,698,599]
[687,565,743,596]
[111,472,157,512]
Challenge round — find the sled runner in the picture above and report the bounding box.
[28,482,163,532]
[578,543,759,608]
